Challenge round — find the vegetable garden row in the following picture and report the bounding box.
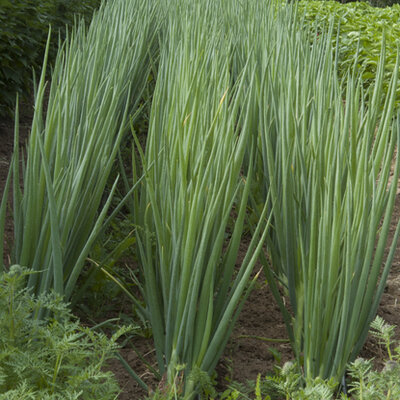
[1,0,400,398]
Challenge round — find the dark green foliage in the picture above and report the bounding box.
[339,0,400,8]
[0,265,126,399]
[0,0,100,117]
[368,0,400,7]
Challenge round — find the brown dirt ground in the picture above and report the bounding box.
[1,111,400,399]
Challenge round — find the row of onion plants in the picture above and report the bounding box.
[0,0,160,307]
[233,0,400,385]
[131,0,270,396]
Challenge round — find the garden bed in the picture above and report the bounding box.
[1,109,400,399]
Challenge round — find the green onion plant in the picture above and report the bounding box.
[132,1,270,396]
[241,2,400,384]
[0,0,159,304]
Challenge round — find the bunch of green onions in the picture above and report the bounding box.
[0,0,159,303]
[132,0,270,395]
[240,1,400,383]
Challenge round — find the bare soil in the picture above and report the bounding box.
[1,111,400,399]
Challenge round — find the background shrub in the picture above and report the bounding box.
[338,0,400,7]
[0,0,100,117]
